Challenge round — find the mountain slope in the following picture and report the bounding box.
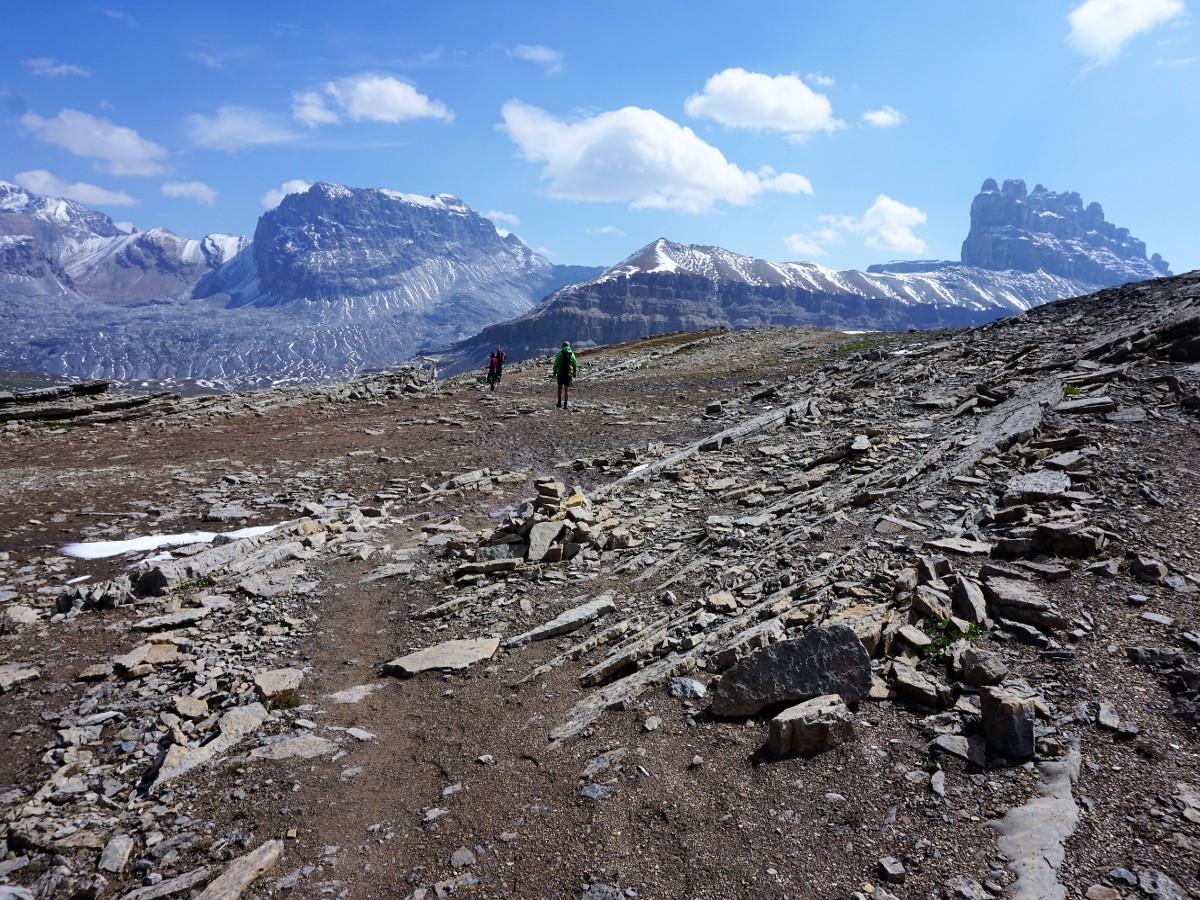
[439,238,1110,373]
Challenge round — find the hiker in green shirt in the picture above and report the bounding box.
[553,341,578,409]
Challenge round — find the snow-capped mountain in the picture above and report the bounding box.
[440,180,1172,373]
[0,181,595,387]
[0,181,245,302]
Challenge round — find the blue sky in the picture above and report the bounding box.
[2,1,1196,273]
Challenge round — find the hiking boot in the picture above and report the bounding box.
[556,400,561,408]
[563,399,569,409]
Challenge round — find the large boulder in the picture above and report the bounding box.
[710,624,871,717]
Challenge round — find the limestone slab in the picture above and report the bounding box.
[383,636,501,676]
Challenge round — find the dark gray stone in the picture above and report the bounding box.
[710,625,871,717]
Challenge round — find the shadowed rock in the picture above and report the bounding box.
[710,624,871,717]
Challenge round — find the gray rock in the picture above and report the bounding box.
[991,742,1081,900]
[891,660,944,708]
[768,694,855,757]
[942,875,991,900]
[526,521,565,563]
[195,840,283,900]
[1,604,38,632]
[1003,470,1072,504]
[1137,870,1188,900]
[449,846,477,870]
[667,676,707,700]
[962,647,1008,687]
[249,735,338,760]
[153,703,269,786]
[99,834,135,874]
[382,636,501,676]
[254,667,304,699]
[981,685,1036,759]
[0,663,39,694]
[876,857,905,884]
[710,624,871,717]
[506,595,615,647]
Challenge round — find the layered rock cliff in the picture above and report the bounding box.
[959,178,1169,286]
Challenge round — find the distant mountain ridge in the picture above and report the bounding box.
[440,179,1172,373]
[0,180,595,387]
[0,177,1173,387]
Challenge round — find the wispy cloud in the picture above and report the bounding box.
[98,8,136,26]
[14,169,137,205]
[784,226,842,258]
[261,179,312,209]
[685,68,843,142]
[806,72,835,88]
[586,225,626,237]
[19,109,168,176]
[500,100,812,213]
[485,210,520,226]
[861,105,904,127]
[511,44,565,75]
[162,180,217,206]
[186,107,299,151]
[293,74,453,127]
[187,51,222,69]
[1068,0,1185,65]
[23,58,90,78]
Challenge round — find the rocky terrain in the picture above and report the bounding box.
[442,180,1170,374]
[1,271,1199,900]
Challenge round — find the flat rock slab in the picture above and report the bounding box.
[254,667,304,699]
[383,636,501,676]
[327,683,383,704]
[0,663,39,693]
[1054,396,1116,414]
[710,624,871,717]
[923,537,994,556]
[506,596,616,647]
[527,521,566,562]
[1004,470,1073,504]
[195,839,283,900]
[991,744,1081,900]
[133,607,211,632]
[248,734,337,760]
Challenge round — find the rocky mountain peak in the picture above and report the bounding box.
[961,178,1169,286]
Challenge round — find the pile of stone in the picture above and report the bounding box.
[0,500,410,898]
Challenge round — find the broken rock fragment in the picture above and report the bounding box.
[768,694,855,757]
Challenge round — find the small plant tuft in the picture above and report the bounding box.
[270,690,302,710]
[921,617,982,656]
[1063,384,1082,397]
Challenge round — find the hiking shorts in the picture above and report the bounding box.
[557,372,573,387]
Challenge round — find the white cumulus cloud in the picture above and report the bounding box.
[186,107,299,151]
[1068,0,1185,65]
[293,75,453,127]
[162,181,217,205]
[861,105,904,127]
[587,225,626,237]
[684,67,842,140]
[512,44,565,75]
[23,58,90,78]
[806,72,835,88]
[500,100,813,213]
[261,179,312,209]
[819,195,928,255]
[19,109,168,176]
[14,169,137,206]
